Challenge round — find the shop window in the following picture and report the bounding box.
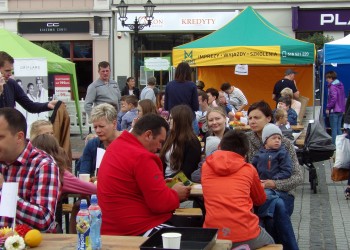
[133,33,208,87]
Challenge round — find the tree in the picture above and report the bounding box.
[301,33,334,50]
[35,41,63,57]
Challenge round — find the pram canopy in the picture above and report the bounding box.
[304,121,336,153]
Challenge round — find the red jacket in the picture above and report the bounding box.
[97,131,179,236]
[202,150,266,242]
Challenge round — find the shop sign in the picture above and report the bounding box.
[144,57,171,71]
[18,21,89,34]
[116,11,239,31]
[54,75,71,100]
[293,8,350,31]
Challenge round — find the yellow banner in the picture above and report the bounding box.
[172,46,281,66]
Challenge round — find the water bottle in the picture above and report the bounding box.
[88,195,102,250]
[76,199,91,250]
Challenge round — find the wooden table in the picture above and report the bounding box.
[37,234,232,250]
[190,184,203,197]
[232,124,304,132]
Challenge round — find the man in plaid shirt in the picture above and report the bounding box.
[0,108,60,232]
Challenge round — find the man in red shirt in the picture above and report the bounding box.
[97,114,191,236]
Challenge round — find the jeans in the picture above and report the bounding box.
[263,195,299,250]
[231,226,274,249]
[329,112,343,145]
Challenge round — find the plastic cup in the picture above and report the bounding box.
[79,174,90,182]
[162,232,181,249]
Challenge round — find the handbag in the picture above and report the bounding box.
[331,167,350,182]
[334,134,350,169]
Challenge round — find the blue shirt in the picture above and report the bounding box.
[164,80,199,112]
[78,137,104,176]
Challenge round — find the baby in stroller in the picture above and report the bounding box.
[252,124,292,218]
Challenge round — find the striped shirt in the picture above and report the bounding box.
[0,141,60,232]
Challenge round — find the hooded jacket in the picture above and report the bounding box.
[327,79,345,113]
[202,150,266,242]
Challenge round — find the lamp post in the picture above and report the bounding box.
[115,0,156,87]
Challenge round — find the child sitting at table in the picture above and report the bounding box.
[251,124,292,219]
[274,108,294,141]
[121,95,139,130]
[202,130,274,249]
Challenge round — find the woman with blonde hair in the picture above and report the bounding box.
[159,105,201,179]
[280,87,301,115]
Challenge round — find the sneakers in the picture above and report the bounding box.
[345,187,350,200]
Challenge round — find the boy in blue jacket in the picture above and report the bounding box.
[252,123,292,218]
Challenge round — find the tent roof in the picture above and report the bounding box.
[173,6,314,66]
[0,28,77,81]
[324,34,350,64]
[327,34,350,45]
[176,7,310,48]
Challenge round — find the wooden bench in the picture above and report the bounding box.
[257,244,283,250]
[174,208,203,217]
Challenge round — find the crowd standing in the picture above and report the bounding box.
[1,52,349,250]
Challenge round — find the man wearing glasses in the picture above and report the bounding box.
[0,51,57,112]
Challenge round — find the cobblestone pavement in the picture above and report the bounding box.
[292,160,350,250]
[70,135,350,249]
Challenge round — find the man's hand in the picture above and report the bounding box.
[48,100,59,109]
[261,179,276,189]
[172,182,191,202]
[326,109,330,116]
[0,73,6,94]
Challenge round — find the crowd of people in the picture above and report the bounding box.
[1,50,349,249]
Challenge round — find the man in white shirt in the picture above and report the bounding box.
[220,82,248,112]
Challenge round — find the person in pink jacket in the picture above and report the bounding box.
[202,130,274,249]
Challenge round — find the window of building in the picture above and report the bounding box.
[58,41,93,99]
[132,33,208,88]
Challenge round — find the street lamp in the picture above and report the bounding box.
[115,0,156,87]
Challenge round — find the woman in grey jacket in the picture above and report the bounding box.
[246,101,302,250]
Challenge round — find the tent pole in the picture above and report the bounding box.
[313,63,315,120]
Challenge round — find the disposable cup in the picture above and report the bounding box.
[79,174,90,182]
[162,232,181,249]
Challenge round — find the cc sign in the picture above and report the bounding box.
[46,23,60,27]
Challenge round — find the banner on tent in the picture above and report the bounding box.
[54,75,71,100]
[173,46,281,66]
[14,58,49,137]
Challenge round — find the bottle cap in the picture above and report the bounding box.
[91,194,98,205]
[80,199,88,209]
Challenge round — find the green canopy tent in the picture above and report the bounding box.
[173,6,315,108]
[0,28,82,133]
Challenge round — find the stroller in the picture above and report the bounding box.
[296,120,335,193]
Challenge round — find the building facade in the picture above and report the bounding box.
[1,0,349,96]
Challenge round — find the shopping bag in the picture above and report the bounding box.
[334,134,350,169]
[331,167,350,181]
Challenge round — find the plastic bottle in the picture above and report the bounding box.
[88,195,102,250]
[76,199,91,250]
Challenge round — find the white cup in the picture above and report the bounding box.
[79,174,90,182]
[162,232,181,249]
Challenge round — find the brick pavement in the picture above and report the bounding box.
[70,135,350,249]
[292,160,350,250]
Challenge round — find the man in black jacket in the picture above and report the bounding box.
[0,51,57,112]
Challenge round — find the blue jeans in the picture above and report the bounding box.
[329,112,343,144]
[263,195,299,250]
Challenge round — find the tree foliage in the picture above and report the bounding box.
[301,33,334,50]
[35,41,63,56]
